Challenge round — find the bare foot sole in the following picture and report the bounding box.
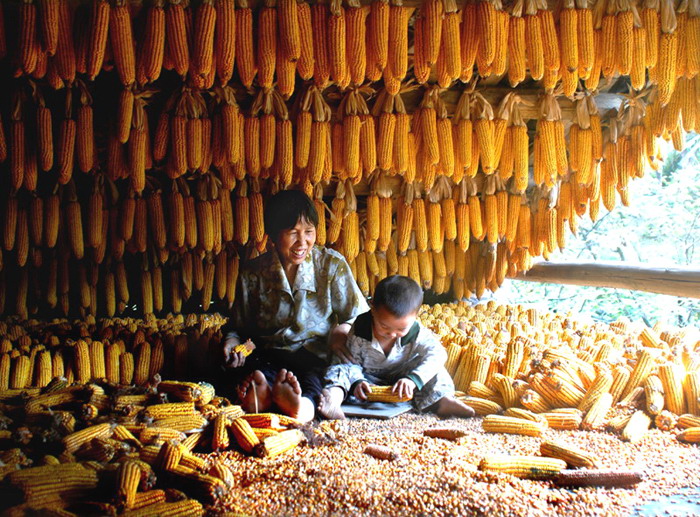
[272,369,304,418]
[236,370,273,413]
[317,389,346,420]
[436,397,475,418]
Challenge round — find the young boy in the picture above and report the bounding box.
[318,275,475,420]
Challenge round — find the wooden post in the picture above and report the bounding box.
[514,262,700,299]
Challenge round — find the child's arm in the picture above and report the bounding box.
[325,334,369,396]
[403,326,448,391]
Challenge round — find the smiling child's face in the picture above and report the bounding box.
[371,305,417,342]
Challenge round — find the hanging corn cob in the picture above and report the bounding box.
[109,0,135,86]
[270,89,294,186]
[328,0,348,87]
[366,0,389,81]
[165,0,189,77]
[385,4,413,88]
[685,0,699,77]
[436,0,461,84]
[471,92,496,175]
[338,90,363,181]
[235,0,256,88]
[129,93,150,193]
[302,86,332,185]
[341,180,360,263]
[57,88,76,185]
[327,181,346,245]
[655,0,679,105]
[507,0,527,86]
[534,93,567,187]
[310,2,330,87]
[523,0,545,81]
[475,0,498,77]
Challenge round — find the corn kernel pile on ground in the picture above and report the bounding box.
[1,302,699,516]
[213,414,700,516]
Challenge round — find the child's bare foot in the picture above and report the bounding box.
[272,369,314,422]
[317,387,346,420]
[236,370,273,413]
[435,396,475,418]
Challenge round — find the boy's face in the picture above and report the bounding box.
[371,305,417,342]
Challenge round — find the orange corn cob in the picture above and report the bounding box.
[38,0,58,57]
[235,4,256,87]
[19,1,40,76]
[346,5,367,85]
[278,0,300,62]
[508,15,526,86]
[86,0,110,80]
[193,0,216,78]
[525,13,544,80]
[311,3,330,87]
[109,1,136,86]
[257,6,277,88]
[329,4,347,84]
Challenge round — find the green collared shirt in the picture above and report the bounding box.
[225,246,369,361]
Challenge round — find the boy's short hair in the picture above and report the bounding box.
[263,190,319,242]
[371,275,423,317]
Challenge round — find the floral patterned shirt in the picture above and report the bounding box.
[223,246,369,361]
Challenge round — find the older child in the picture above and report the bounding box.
[318,275,474,420]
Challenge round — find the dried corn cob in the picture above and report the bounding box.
[479,455,566,480]
[554,469,644,488]
[366,384,412,403]
[423,427,466,440]
[540,439,599,468]
[482,415,544,437]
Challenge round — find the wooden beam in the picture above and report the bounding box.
[514,262,700,299]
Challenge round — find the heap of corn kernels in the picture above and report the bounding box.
[1,303,699,515]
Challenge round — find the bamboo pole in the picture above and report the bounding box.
[514,262,700,299]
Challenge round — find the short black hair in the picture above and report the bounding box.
[371,275,423,317]
[263,190,319,242]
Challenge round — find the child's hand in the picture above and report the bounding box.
[354,381,371,401]
[393,378,416,400]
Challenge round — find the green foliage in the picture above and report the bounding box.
[498,135,700,328]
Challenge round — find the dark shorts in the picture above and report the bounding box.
[221,347,327,404]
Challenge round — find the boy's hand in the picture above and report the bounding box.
[354,381,371,401]
[393,378,416,400]
[222,338,246,369]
